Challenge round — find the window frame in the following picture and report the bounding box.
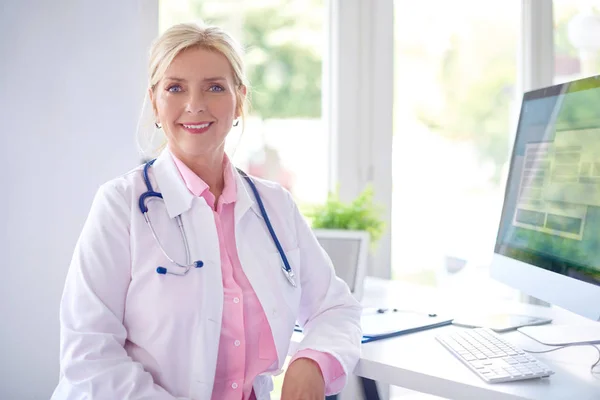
[326,0,394,278]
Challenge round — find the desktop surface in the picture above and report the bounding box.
[358,322,598,400]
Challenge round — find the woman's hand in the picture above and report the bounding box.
[280,358,325,400]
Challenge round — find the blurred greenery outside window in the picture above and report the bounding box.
[159,1,600,293]
[391,1,600,293]
[159,0,327,208]
[554,1,600,84]
[392,1,520,291]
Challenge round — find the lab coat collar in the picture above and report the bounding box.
[151,150,195,219]
[233,166,264,224]
[151,149,262,222]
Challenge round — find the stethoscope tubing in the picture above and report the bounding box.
[236,169,296,287]
[139,160,296,286]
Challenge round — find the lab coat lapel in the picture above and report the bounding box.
[233,171,287,368]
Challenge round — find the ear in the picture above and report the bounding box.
[148,87,158,119]
[236,85,247,118]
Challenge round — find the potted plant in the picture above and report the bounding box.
[305,186,385,299]
[308,185,385,244]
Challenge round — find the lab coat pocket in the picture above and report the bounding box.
[268,247,302,314]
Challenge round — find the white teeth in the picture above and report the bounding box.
[183,123,210,129]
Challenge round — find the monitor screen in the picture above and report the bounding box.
[495,75,600,288]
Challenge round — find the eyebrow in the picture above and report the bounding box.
[164,76,227,82]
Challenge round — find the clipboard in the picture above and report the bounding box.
[294,308,453,344]
[360,309,453,343]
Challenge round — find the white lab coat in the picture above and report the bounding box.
[52,150,362,400]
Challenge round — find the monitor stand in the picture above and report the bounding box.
[518,324,600,346]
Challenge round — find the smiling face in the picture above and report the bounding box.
[149,46,245,162]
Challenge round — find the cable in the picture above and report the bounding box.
[518,336,600,373]
[593,346,600,372]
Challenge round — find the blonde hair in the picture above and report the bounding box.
[137,22,249,157]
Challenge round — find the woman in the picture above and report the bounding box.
[52,22,361,400]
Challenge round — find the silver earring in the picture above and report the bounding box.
[155,122,162,129]
[233,119,239,127]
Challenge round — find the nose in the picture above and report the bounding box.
[185,90,206,114]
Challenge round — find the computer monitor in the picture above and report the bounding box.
[491,74,600,345]
[313,229,370,301]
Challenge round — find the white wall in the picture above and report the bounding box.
[0,1,158,398]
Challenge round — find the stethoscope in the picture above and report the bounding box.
[138,159,297,287]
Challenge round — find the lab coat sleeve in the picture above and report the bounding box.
[53,182,187,400]
[288,192,362,393]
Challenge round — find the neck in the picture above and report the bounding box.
[173,148,226,200]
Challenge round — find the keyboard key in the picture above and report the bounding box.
[469,361,485,369]
[530,367,544,374]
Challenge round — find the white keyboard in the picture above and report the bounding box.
[436,328,554,383]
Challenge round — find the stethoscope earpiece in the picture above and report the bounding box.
[156,261,202,275]
[156,267,167,274]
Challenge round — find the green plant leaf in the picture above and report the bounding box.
[306,185,386,246]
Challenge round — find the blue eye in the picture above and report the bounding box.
[209,85,225,92]
[167,85,182,93]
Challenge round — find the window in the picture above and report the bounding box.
[159,0,328,206]
[392,1,520,298]
[553,0,600,84]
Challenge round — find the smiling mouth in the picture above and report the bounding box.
[180,122,213,134]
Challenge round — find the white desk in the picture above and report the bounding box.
[292,277,600,400]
